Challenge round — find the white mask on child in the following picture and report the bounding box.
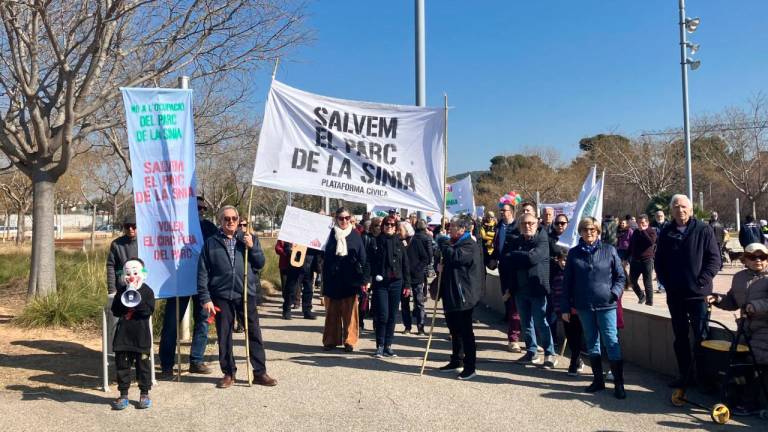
[122,260,145,289]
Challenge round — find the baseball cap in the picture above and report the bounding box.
[744,243,768,255]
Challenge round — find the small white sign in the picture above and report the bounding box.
[278,206,334,250]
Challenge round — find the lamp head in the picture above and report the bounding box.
[687,58,701,70]
[687,42,700,55]
[685,17,700,33]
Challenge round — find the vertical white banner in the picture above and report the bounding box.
[557,166,598,249]
[121,88,202,298]
[446,175,475,216]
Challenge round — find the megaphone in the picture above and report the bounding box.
[121,287,142,308]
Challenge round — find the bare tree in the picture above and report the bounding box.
[696,95,768,219]
[0,1,306,297]
[0,170,32,245]
[579,134,684,200]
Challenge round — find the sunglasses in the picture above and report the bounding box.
[337,215,351,221]
[555,221,567,226]
[522,221,537,226]
[239,223,248,228]
[124,223,137,230]
[744,254,767,262]
[197,206,207,211]
[223,216,239,222]
[383,222,397,227]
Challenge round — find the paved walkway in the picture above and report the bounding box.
[0,294,762,431]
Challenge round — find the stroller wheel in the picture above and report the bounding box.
[711,404,730,424]
[670,389,686,407]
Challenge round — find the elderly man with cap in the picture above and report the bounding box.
[157,195,219,378]
[655,194,721,388]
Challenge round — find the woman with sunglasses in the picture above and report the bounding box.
[709,242,768,411]
[322,207,368,352]
[370,216,411,357]
[561,217,627,399]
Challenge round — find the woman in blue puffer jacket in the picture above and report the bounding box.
[561,217,627,399]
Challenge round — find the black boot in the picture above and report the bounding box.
[611,360,626,399]
[585,355,605,393]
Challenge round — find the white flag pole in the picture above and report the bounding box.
[241,58,279,386]
[420,93,448,376]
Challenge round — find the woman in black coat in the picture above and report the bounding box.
[370,215,410,357]
[322,207,368,352]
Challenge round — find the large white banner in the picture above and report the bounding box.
[557,167,604,249]
[252,80,446,212]
[121,88,202,299]
[446,175,476,216]
[278,206,333,250]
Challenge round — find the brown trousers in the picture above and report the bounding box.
[322,296,359,347]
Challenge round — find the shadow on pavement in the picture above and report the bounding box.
[5,384,113,405]
[3,340,101,390]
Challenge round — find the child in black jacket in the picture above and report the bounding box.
[110,258,156,410]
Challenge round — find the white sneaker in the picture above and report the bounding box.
[542,355,557,369]
[508,342,522,353]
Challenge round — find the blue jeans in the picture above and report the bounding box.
[159,295,209,369]
[515,293,554,356]
[373,279,402,347]
[577,308,621,361]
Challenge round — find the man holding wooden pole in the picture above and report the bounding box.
[197,205,276,388]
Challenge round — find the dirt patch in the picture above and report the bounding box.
[0,279,103,391]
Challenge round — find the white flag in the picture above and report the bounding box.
[252,80,445,212]
[557,166,600,249]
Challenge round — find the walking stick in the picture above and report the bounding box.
[559,337,568,358]
[243,185,255,386]
[420,94,449,376]
[175,296,181,382]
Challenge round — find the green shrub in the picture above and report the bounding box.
[13,248,109,329]
[0,252,30,286]
[14,285,103,328]
[259,237,282,290]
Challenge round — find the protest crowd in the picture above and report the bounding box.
[105,192,768,415]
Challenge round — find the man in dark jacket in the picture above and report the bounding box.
[435,216,483,380]
[198,205,275,388]
[739,215,763,248]
[491,203,522,352]
[280,241,319,321]
[405,220,433,335]
[655,194,721,388]
[709,212,726,269]
[508,213,555,368]
[628,214,657,305]
[106,215,138,295]
[158,198,220,377]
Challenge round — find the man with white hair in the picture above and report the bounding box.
[655,194,721,388]
[198,205,276,388]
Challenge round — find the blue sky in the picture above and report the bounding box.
[249,0,768,176]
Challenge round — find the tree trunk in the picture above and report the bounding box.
[28,179,57,298]
[753,199,758,220]
[15,209,24,245]
[90,205,97,252]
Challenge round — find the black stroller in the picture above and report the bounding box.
[671,299,768,424]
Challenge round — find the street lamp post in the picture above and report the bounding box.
[678,0,700,200]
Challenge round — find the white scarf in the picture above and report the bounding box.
[334,224,353,256]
